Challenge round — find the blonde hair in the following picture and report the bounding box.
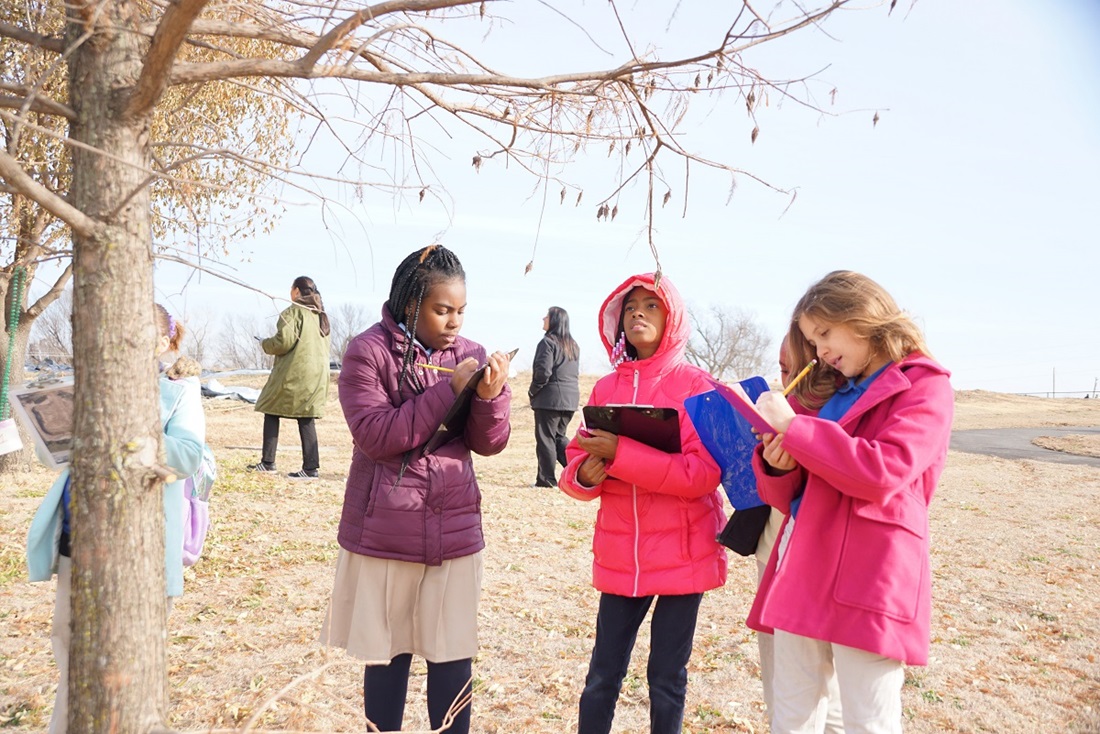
[786,270,929,408]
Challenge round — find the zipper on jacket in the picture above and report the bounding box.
[630,367,641,596]
[632,484,641,596]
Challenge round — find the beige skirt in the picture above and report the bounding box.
[320,549,483,664]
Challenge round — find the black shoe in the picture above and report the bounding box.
[247,462,276,473]
[288,469,319,479]
[534,480,556,488]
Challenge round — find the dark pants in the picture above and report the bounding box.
[363,654,472,734]
[533,409,573,486]
[261,413,319,471]
[578,592,704,734]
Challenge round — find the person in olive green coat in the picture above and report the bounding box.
[249,276,332,478]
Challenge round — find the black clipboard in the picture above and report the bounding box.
[422,348,517,455]
[423,363,488,454]
[582,404,681,453]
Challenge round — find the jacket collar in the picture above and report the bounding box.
[837,353,951,427]
[381,305,420,358]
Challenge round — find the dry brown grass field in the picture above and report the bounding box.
[2,374,1099,733]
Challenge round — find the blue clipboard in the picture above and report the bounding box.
[684,376,770,510]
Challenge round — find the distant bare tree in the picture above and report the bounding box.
[179,310,213,368]
[215,314,274,370]
[28,288,72,364]
[686,304,771,382]
[329,302,372,364]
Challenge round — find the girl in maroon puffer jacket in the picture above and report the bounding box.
[320,244,512,734]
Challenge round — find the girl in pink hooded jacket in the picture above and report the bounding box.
[751,270,954,734]
[560,273,725,734]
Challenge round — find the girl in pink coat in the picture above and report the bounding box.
[560,272,725,734]
[751,270,954,734]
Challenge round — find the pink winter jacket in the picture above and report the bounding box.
[559,273,726,597]
[747,354,953,665]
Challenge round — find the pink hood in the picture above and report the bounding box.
[597,272,689,371]
[562,272,727,597]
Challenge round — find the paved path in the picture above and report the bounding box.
[950,425,1100,467]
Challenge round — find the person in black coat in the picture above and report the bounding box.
[529,306,581,487]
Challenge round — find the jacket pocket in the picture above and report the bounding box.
[364,462,387,518]
[680,505,691,560]
[834,492,928,622]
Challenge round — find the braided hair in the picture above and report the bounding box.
[386,244,466,393]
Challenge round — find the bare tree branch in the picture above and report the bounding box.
[0,19,64,53]
[0,88,76,119]
[301,0,479,68]
[26,261,74,319]
[0,148,101,238]
[128,0,212,118]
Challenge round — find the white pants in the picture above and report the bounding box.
[48,557,72,734]
[49,557,174,734]
[756,559,844,734]
[771,629,904,734]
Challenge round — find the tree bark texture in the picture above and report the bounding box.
[65,2,168,732]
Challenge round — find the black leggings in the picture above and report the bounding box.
[364,654,472,734]
[261,413,319,470]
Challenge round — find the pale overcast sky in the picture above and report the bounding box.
[145,1,1099,395]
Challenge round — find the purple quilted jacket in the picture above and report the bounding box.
[336,306,511,565]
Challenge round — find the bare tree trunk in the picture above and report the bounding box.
[65,2,167,732]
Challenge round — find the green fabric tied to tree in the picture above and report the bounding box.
[1,265,27,421]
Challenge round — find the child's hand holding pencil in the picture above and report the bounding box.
[417,347,519,375]
[475,348,517,400]
[420,348,518,400]
[754,359,815,435]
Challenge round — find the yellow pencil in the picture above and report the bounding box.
[417,363,455,373]
[782,359,817,397]
[417,348,518,373]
